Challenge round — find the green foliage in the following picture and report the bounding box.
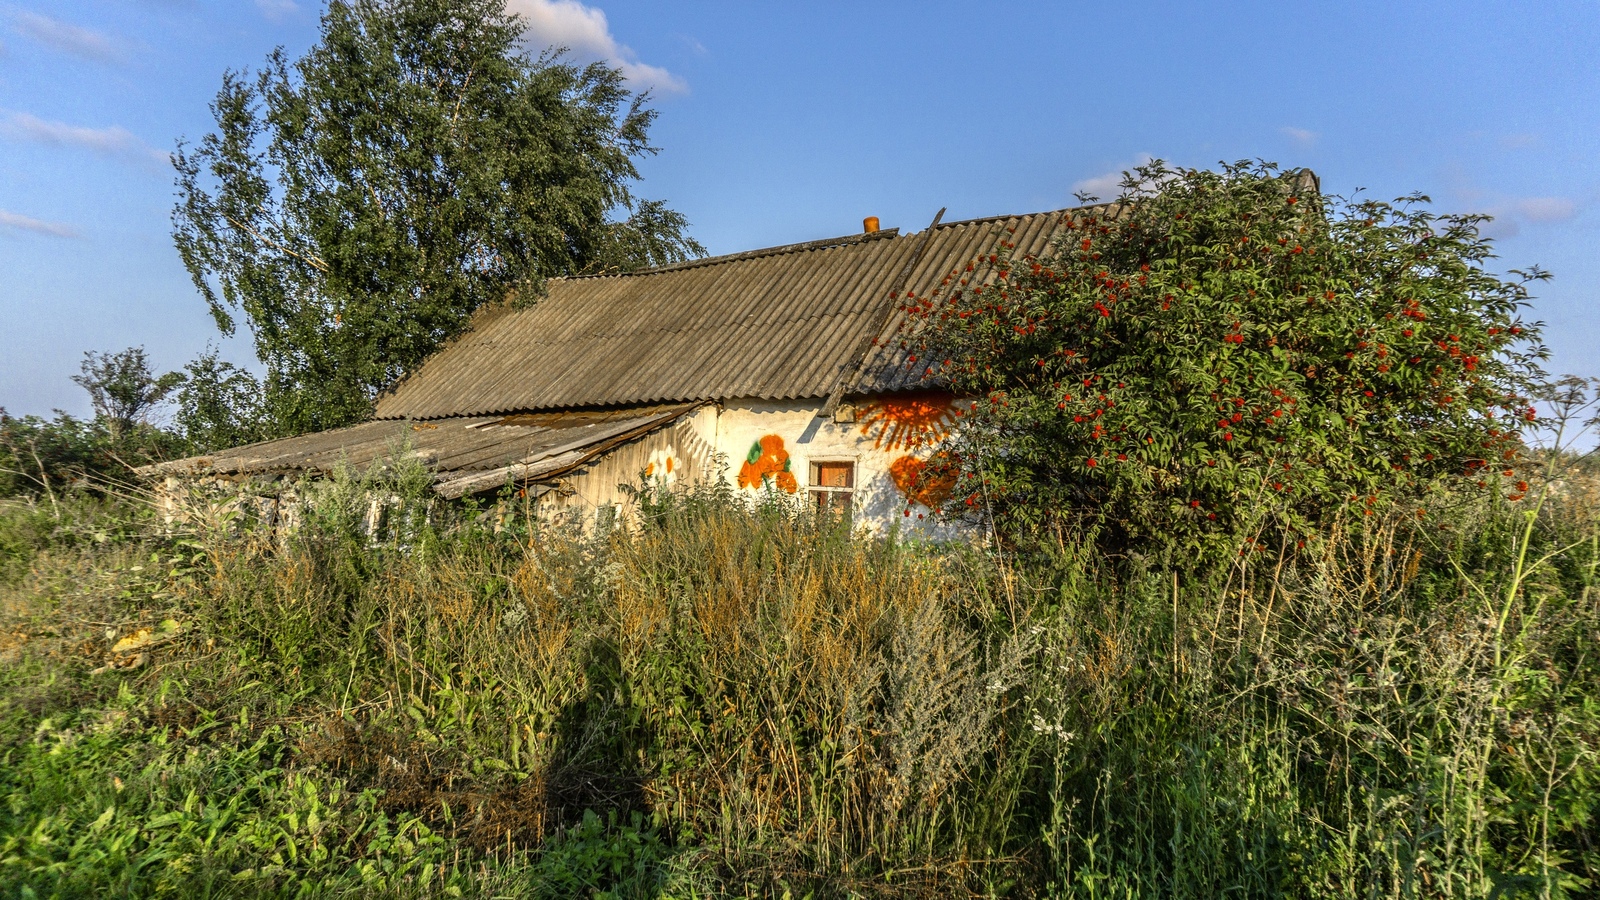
[0,499,59,584]
[171,350,266,454]
[0,714,463,898]
[0,410,179,501]
[172,0,705,437]
[528,811,674,899]
[1,346,188,500]
[2,465,1596,897]
[909,161,1549,557]
[70,348,184,445]
[0,411,105,499]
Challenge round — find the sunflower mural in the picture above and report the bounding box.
[737,435,798,493]
[858,391,958,452]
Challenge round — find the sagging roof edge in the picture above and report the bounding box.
[377,388,947,424]
[137,402,707,495]
[432,402,705,499]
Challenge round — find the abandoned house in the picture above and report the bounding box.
[143,206,1094,535]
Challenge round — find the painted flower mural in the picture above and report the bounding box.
[858,391,958,452]
[737,435,798,493]
[890,452,956,508]
[643,448,680,485]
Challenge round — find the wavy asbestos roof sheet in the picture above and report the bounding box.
[141,404,699,497]
[372,207,1090,420]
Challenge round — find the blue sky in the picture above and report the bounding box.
[2,0,1596,418]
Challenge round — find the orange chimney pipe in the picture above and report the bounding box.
[863,216,880,233]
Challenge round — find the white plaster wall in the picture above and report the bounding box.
[546,397,971,539]
[713,397,969,538]
[710,397,964,539]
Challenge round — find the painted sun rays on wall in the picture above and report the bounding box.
[857,391,958,452]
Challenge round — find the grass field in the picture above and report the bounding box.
[1,466,1595,898]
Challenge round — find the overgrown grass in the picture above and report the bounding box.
[0,464,1595,897]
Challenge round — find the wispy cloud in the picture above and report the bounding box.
[2,112,170,169]
[254,0,298,21]
[506,0,686,94]
[1506,196,1578,224]
[1072,153,1156,202]
[8,10,122,62]
[1280,126,1319,147]
[0,208,80,239]
[1442,170,1583,239]
[675,33,707,56]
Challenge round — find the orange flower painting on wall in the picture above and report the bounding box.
[858,391,958,452]
[890,452,956,508]
[737,435,798,493]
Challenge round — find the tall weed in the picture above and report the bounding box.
[0,465,1595,897]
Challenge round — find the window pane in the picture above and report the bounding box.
[813,490,853,515]
[815,462,854,488]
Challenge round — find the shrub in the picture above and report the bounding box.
[906,161,1548,559]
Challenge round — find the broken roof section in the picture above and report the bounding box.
[373,207,1088,420]
[143,404,700,498]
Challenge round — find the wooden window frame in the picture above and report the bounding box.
[808,459,856,515]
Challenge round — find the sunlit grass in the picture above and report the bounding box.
[0,464,1595,897]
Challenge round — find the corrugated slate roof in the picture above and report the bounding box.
[142,404,699,498]
[373,206,1094,419]
[851,208,1108,395]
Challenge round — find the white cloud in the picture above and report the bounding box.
[675,33,707,56]
[1512,196,1577,223]
[1072,153,1155,202]
[8,10,121,62]
[1280,126,1319,147]
[1478,196,1580,237]
[2,112,170,168]
[506,0,686,93]
[1471,196,1580,239]
[1441,167,1584,238]
[0,208,79,238]
[255,0,298,21]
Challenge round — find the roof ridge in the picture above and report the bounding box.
[931,202,1122,231]
[561,226,904,280]
[558,203,1115,282]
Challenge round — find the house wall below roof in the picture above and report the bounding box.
[533,412,721,518]
[538,396,971,539]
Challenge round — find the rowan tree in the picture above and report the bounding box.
[904,161,1548,558]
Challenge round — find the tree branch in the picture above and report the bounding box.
[225,215,329,273]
